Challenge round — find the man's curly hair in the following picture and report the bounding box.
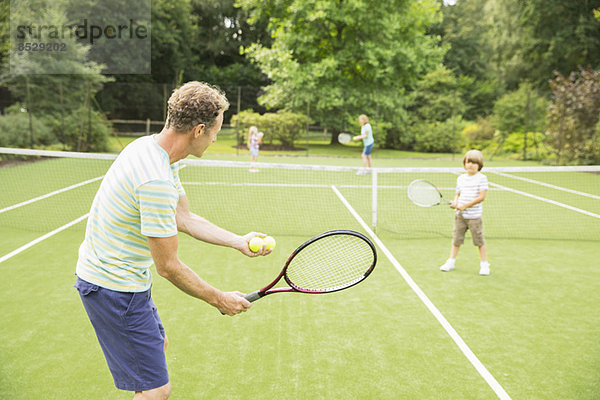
[166,81,230,133]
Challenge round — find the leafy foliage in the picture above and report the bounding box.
[411,116,466,153]
[519,0,600,91]
[0,106,53,148]
[1,0,111,151]
[238,0,444,135]
[461,117,495,149]
[493,83,548,137]
[2,0,600,163]
[547,68,600,164]
[230,109,309,148]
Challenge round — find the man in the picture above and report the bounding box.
[74,81,271,399]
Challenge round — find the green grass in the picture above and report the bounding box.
[1,150,599,399]
[106,130,542,168]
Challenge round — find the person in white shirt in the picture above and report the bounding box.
[248,126,264,172]
[353,114,374,174]
[440,149,491,275]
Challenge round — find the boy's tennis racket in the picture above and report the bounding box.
[407,179,450,207]
[245,230,377,303]
[337,133,352,144]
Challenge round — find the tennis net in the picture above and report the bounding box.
[1,147,599,242]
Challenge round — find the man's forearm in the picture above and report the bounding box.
[177,212,242,248]
[156,258,223,307]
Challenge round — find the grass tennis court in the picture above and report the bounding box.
[1,152,599,399]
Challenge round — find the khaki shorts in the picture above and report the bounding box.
[452,214,485,247]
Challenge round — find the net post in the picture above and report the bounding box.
[371,169,378,230]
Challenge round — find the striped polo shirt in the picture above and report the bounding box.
[76,135,185,292]
[456,172,488,219]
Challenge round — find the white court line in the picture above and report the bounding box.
[0,214,88,264]
[0,176,103,214]
[489,182,600,219]
[183,181,333,188]
[331,185,511,400]
[492,171,600,200]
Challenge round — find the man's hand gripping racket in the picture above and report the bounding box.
[245,230,377,304]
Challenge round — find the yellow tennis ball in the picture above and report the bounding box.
[264,236,276,250]
[248,237,264,253]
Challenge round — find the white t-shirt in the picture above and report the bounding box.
[249,131,264,151]
[456,172,488,219]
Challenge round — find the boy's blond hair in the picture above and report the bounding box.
[463,149,484,171]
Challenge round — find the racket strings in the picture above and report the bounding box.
[286,234,374,292]
[338,133,352,144]
[407,180,442,207]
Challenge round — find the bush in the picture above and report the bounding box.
[42,109,111,152]
[378,110,412,150]
[229,110,261,146]
[370,119,392,149]
[231,109,309,148]
[0,104,110,152]
[0,108,54,148]
[461,117,496,149]
[411,117,466,153]
[487,131,551,161]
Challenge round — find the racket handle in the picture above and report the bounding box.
[221,291,263,315]
[245,290,263,302]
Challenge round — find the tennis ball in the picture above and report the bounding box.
[264,236,276,251]
[248,237,264,253]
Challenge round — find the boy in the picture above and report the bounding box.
[440,149,491,275]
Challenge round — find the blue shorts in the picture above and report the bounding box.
[362,143,374,156]
[74,277,169,392]
[250,147,259,157]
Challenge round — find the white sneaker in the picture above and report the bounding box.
[479,262,490,276]
[356,169,367,175]
[440,261,455,272]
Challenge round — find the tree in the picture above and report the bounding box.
[493,83,547,135]
[433,0,502,119]
[1,0,111,150]
[404,67,466,152]
[492,83,548,160]
[547,68,600,164]
[519,0,600,91]
[409,67,465,122]
[484,0,526,92]
[150,0,195,84]
[95,0,270,122]
[237,0,444,140]
[0,1,12,111]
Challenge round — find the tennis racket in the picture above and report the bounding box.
[407,179,451,207]
[337,133,352,144]
[245,230,377,303]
